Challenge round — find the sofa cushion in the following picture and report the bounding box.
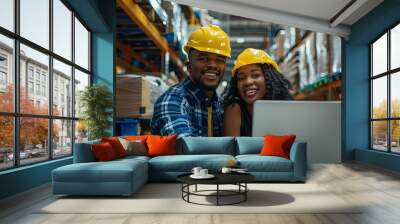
[235,137,263,155]
[91,142,118,161]
[260,135,296,159]
[53,158,147,183]
[118,137,147,156]
[101,137,127,158]
[236,155,293,172]
[147,135,177,157]
[179,137,235,155]
[148,154,235,172]
[115,155,150,164]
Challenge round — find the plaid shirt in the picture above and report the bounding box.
[151,78,223,138]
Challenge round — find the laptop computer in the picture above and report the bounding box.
[252,101,341,163]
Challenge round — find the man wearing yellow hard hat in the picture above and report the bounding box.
[222,48,292,136]
[151,25,230,137]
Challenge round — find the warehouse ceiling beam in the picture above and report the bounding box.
[117,0,169,51]
[117,0,187,77]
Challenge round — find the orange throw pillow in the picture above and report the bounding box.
[260,134,296,159]
[124,135,149,142]
[101,137,126,158]
[91,142,117,161]
[146,135,177,157]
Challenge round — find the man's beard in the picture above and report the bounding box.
[196,75,222,91]
[199,81,220,91]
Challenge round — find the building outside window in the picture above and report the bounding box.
[370,23,400,154]
[0,54,7,67]
[42,85,46,97]
[28,81,34,94]
[35,70,40,81]
[35,83,40,95]
[41,73,46,83]
[28,66,34,80]
[0,71,6,84]
[0,54,7,89]
[54,89,58,102]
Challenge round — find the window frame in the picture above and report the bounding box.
[370,20,400,154]
[0,0,92,171]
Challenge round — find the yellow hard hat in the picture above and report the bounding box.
[184,25,231,58]
[232,48,281,76]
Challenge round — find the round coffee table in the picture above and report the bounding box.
[177,172,255,206]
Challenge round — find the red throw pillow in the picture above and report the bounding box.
[260,134,296,159]
[91,142,117,161]
[101,137,126,158]
[146,135,177,157]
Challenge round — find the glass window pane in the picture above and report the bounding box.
[20,44,49,115]
[75,120,88,143]
[53,59,72,117]
[0,0,14,31]
[372,121,388,151]
[372,77,387,119]
[74,17,89,70]
[53,0,72,60]
[372,33,387,76]
[20,117,49,165]
[0,116,14,170]
[391,120,400,153]
[74,69,89,118]
[391,24,400,70]
[391,72,400,118]
[53,119,72,158]
[0,35,14,112]
[20,0,49,49]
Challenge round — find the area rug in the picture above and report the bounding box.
[37,183,362,214]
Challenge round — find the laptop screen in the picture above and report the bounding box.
[252,101,341,163]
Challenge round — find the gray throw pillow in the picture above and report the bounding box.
[118,137,147,156]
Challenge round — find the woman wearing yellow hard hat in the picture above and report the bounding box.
[223,48,292,136]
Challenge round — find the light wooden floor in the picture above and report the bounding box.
[1,162,400,224]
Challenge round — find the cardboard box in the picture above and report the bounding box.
[116,75,153,117]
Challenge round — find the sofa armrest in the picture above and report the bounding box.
[73,140,100,163]
[289,142,307,181]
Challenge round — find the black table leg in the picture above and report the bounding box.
[181,183,183,199]
[245,183,247,201]
[217,184,219,206]
[188,184,190,202]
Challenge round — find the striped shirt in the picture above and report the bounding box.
[151,78,223,138]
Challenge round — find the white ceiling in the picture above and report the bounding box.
[226,0,352,23]
[167,0,384,37]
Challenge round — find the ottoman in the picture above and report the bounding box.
[52,158,148,196]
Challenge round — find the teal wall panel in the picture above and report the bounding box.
[344,0,400,171]
[0,158,72,199]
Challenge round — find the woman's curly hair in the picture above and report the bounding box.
[223,63,292,108]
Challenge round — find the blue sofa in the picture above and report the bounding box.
[52,137,307,196]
